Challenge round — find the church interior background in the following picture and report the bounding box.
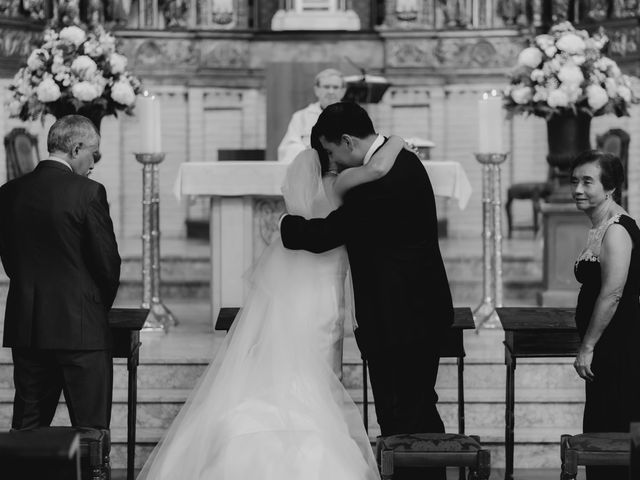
[0,0,639,476]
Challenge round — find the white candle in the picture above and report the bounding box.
[137,91,162,153]
[477,90,504,154]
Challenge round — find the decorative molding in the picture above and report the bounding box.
[128,38,200,69]
[0,28,40,58]
[386,36,524,69]
[254,198,284,246]
[201,40,250,68]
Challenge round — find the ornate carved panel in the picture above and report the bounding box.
[201,40,250,68]
[254,198,285,250]
[0,28,40,58]
[123,38,201,70]
[386,36,525,69]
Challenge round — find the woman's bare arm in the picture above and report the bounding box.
[574,223,632,381]
[333,135,406,199]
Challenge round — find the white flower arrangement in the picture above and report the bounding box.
[504,21,638,119]
[7,24,143,122]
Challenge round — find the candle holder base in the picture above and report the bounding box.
[475,309,502,329]
[142,301,176,333]
[473,300,495,329]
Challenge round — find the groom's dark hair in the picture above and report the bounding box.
[314,102,375,144]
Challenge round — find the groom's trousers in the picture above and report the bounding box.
[368,343,446,480]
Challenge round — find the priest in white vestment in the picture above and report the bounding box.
[277,68,346,163]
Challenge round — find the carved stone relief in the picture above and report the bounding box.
[129,39,200,69]
[254,198,285,249]
[608,25,639,58]
[386,36,523,69]
[201,40,250,68]
[0,28,40,58]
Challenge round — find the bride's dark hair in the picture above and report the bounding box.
[310,125,330,175]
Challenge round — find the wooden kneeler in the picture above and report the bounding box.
[560,432,630,480]
[376,433,490,480]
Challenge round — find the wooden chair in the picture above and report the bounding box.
[560,432,630,479]
[505,180,552,238]
[376,433,490,480]
[4,127,40,181]
[596,128,630,209]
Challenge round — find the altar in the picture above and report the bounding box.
[175,161,472,326]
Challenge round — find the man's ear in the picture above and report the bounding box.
[341,134,354,151]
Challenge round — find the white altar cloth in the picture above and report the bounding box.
[174,160,472,209]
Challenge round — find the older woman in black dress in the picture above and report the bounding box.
[571,150,640,479]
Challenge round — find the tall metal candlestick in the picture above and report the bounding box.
[473,153,508,329]
[135,153,176,332]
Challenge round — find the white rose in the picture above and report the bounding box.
[27,48,49,71]
[51,56,66,75]
[111,80,136,105]
[59,26,86,46]
[586,85,609,111]
[604,78,617,97]
[535,34,555,49]
[36,78,62,103]
[530,69,545,83]
[544,46,557,58]
[71,55,98,79]
[558,63,584,86]
[109,53,128,74]
[511,86,533,105]
[572,55,586,66]
[517,47,543,68]
[8,100,23,116]
[71,81,100,102]
[83,39,103,58]
[560,83,582,103]
[556,33,586,55]
[533,85,548,102]
[617,85,632,103]
[549,58,563,73]
[547,89,569,108]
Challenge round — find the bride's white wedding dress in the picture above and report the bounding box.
[137,150,379,480]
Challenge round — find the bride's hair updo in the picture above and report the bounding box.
[310,125,330,175]
[571,150,625,204]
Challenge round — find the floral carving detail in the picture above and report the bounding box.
[255,199,285,246]
[202,41,249,68]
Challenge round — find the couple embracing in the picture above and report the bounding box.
[138,102,454,480]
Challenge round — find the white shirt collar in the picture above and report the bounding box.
[363,134,384,165]
[47,155,73,171]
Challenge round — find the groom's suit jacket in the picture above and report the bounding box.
[281,146,454,356]
[0,160,121,350]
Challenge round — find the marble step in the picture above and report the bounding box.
[0,386,584,432]
[0,357,584,392]
[105,425,578,470]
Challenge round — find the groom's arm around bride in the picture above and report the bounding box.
[280,103,453,458]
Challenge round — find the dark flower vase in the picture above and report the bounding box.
[50,104,105,132]
[546,112,592,202]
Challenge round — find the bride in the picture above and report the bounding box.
[137,134,406,480]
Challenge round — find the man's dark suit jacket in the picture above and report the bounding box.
[0,160,121,350]
[281,147,454,356]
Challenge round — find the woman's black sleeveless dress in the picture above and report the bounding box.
[574,214,640,479]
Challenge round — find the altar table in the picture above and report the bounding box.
[175,160,472,325]
[497,307,581,480]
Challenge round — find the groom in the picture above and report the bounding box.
[280,102,453,479]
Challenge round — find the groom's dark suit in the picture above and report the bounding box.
[281,145,454,448]
[0,160,121,430]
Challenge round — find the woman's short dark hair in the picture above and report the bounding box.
[571,149,625,204]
